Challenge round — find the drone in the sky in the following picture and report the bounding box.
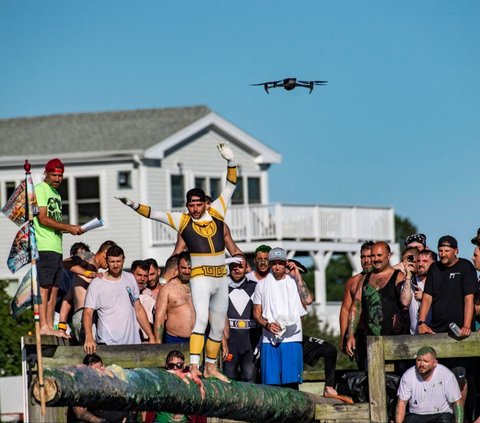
[251,77,327,94]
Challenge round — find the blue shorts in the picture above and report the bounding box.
[261,341,303,385]
[165,333,190,344]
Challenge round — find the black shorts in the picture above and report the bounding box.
[37,251,63,288]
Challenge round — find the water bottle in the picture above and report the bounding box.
[449,322,462,337]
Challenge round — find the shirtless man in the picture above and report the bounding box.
[158,254,179,286]
[346,241,409,359]
[339,241,373,349]
[154,252,195,344]
[58,240,117,342]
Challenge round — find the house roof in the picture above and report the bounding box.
[0,106,281,165]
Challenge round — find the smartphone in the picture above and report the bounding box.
[407,255,415,263]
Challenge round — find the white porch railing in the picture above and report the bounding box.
[150,203,395,246]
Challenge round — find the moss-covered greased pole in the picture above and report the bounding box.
[33,365,320,423]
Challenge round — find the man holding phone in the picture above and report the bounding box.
[403,249,437,334]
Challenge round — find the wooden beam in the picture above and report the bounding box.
[23,336,189,368]
[367,336,387,423]
[314,403,369,422]
[381,332,480,361]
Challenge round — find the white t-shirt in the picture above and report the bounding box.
[252,273,306,344]
[84,271,141,345]
[408,278,431,334]
[397,363,461,415]
[246,271,267,283]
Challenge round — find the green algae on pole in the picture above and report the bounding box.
[33,365,324,423]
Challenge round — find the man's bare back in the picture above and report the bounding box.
[155,278,195,341]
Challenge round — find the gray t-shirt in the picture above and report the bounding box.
[84,271,141,345]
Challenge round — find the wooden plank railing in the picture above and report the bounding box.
[150,203,395,246]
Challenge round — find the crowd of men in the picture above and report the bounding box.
[34,154,480,422]
[340,233,480,423]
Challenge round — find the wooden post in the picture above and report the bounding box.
[367,335,387,423]
[24,160,47,416]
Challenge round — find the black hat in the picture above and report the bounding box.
[438,235,458,249]
[471,228,480,246]
[405,233,427,247]
[288,259,308,274]
[186,188,206,203]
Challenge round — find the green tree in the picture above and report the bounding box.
[0,280,34,376]
[395,214,418,246]
[326,254,353,301]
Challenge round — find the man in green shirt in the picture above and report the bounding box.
[33,158,84,337]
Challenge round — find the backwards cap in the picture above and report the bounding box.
[45,158,65,173]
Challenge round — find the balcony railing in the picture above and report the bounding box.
[151,203,395,246]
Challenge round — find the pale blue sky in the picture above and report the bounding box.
[1,1,480,256]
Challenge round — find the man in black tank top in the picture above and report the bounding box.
[346,241,409,359]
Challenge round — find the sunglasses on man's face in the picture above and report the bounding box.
[166,362,184,370]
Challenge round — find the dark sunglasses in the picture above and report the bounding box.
[166,362,184,370]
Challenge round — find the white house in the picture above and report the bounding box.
[0,106,398,332]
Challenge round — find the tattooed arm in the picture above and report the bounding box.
[345,275,365,358]
[288,262,313,308]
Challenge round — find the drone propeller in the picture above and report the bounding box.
[250,80,283,86]
[297,80,328,85]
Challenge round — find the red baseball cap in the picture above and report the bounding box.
[45,158,65,173]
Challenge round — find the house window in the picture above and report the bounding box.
[57,178,70,224]
[117,171,131,189]
[57,176,101,225]
[193,177,225,201]
[194,177,206,192]
[232,178,244,205]
[171,175,184,208]
[210,178,221,200]
[76,177,100,225]
[6,181,16,200]
[247,177,261,204]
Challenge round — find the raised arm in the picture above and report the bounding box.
[115,196,184,230]
[209,143,237,218]
[288,262,313,308]
[400,258,415,306]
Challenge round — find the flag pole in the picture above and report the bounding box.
[24,160,47,416]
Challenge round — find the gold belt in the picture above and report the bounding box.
[191,265,227,278]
